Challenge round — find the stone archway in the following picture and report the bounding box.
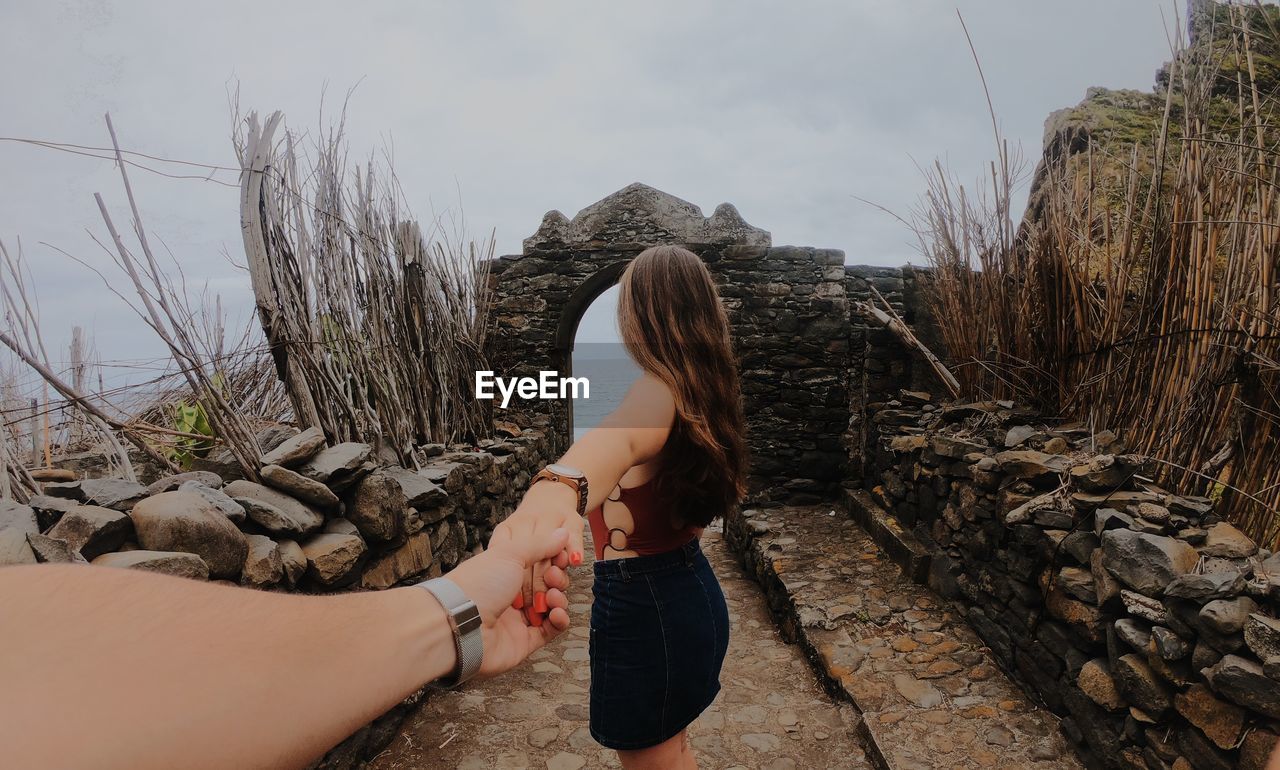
[486,183,850,504]
[549,260,628,440]
[552,261,628,353]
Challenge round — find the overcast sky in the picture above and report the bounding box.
[1,0,1175,385]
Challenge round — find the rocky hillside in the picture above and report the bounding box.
[1022,0,1280,232]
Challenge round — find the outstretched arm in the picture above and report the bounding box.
[494,373,675,588]
[0,526,572,770]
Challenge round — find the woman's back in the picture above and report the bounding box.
[586,470,701,561]
[499,244,742,767]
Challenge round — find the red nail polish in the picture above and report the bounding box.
[533,591,548,613]
[570,551,583,566]
[528,608,544,627]
[512,593,524,610]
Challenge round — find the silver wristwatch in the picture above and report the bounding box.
[417,577,483,686]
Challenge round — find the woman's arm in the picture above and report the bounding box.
[494,373,676,570]
[0,526,572,770]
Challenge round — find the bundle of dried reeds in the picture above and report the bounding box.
[236,110,494,465]
[915,6,1280,546]
[89,114,266,479]
[1,114,284,482]
[0,238,163,481]
[132,329,292,430]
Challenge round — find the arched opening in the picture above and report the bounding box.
[552,261,638,442]
[487,185,848,504]
[552,261,628,352]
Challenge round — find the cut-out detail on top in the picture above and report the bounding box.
[587,473,699,561]
[600,493,635,556]
[614,476,656,494]
[606,527,631,552]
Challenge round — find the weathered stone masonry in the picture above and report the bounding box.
[860,395,1280,769]
[844,264,943,482]
[840,264,1280,768]
[0,422,557,770]
[487,183,850,504]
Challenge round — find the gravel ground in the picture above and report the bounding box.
[369,526,872,770]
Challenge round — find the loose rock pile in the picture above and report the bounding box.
[3,425,550,590]
[0,422,554,769]
[865,390,1280,770]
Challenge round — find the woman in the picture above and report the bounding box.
[492,244,748,769]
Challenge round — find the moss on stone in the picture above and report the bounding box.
[1046,88,1169,153]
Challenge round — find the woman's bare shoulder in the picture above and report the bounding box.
[620,373,675,421]
[599,373,675,460]
[628,372,675,404]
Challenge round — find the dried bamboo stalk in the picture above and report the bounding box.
[234,108,495,463]
[907,8,1280,545]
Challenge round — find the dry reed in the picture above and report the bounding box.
[1,113,292,482]
[236,109,494,466]
[914,5,1280,546]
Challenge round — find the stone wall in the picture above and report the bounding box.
[844,264,945,481]
[485,186,956,507]
[861,392,1280,769]
[487,183,850,504]
[0,422,555,769]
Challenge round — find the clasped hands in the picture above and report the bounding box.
[445,491,587,679]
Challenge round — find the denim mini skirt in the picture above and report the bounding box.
[588,538,730,750]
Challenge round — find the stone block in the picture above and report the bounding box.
[130,492,248,580]
[92,550,209,581]
[1205,654,1280,718]
[1078,658,1126,711]
[224,480,325,538]
[1174,683,1245,750]
[300,533,366,588]
[1100,530,1198,595]
[1112,653,1172,716]
[47,505,133,561]
[360,532,434,590]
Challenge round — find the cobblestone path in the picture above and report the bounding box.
[729,506,1084,770]
[369,527,872,769]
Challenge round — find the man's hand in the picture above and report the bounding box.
[448,525,573,678]
[487,479,586,627]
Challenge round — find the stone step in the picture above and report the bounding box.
[726,505,1083,770]
[844,488,931,584]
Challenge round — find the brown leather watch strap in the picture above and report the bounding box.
[531,466,589,517]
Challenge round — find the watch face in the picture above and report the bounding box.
[547,463,584,479]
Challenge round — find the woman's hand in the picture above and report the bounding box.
[488,480,586,626]
[447,525,572,678]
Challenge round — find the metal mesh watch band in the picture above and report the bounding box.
[417,577,483,686]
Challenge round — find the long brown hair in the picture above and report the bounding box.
[617,244,747,527]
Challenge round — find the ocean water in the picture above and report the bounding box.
[571,356,642,442]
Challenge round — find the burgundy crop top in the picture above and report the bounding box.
[586,476,701,561]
